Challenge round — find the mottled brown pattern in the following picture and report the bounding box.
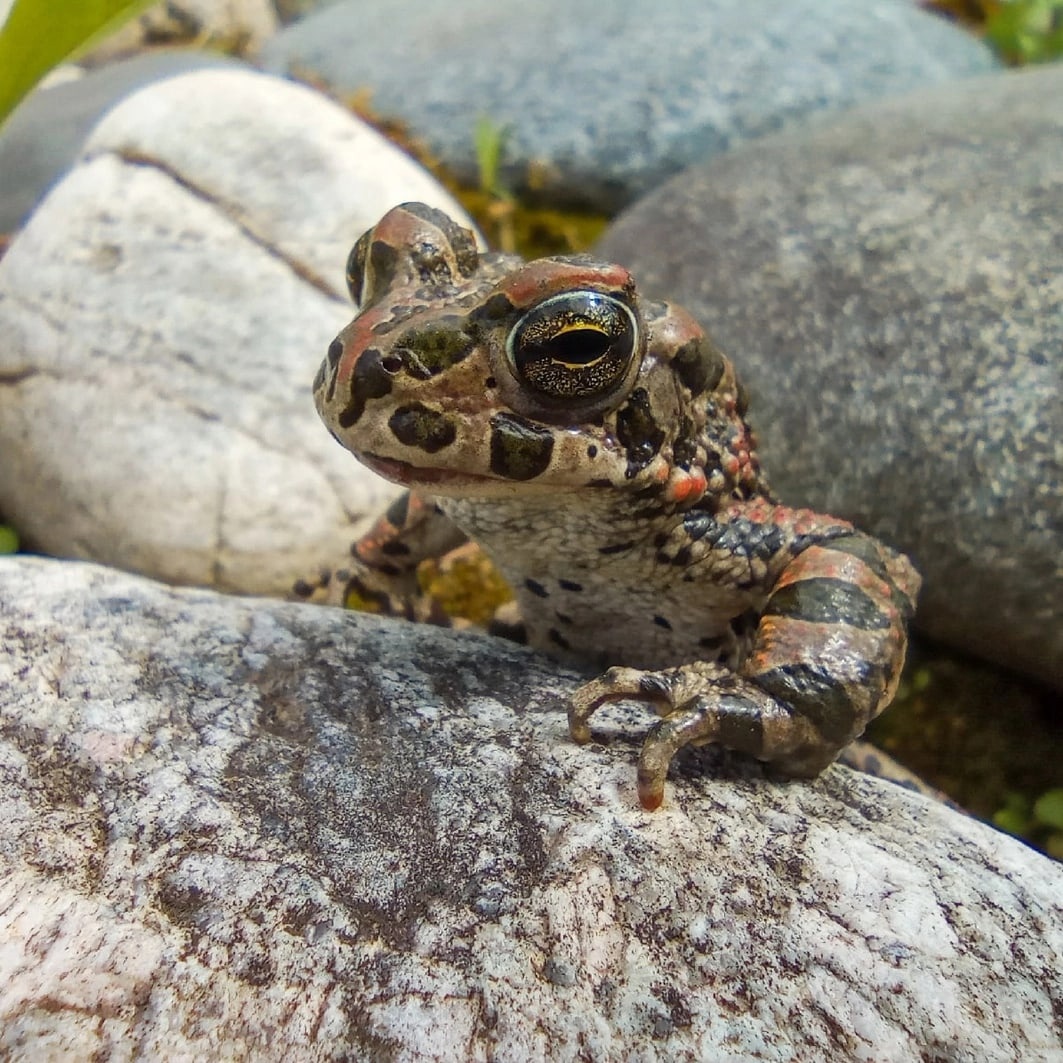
[309,203,921,809]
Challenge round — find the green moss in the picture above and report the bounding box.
[869,642,1063,857]
[0,526,18,554]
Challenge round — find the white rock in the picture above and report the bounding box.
[1,555,1060,1062]
[85,0,279,63]
[82,68,480,299]
[0,69,478,594]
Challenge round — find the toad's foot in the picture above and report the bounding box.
[570,663,837,810]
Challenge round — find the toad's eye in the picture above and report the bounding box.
[506,291,638,402]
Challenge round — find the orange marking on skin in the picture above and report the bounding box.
[668,471,707,504]
[771,545,885,596]
[499,259,633,308]
[333,306,398,385]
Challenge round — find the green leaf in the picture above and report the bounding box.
[0,0,156,127]
[0,525,18,554]
[1033,788,1063,831]
[992,806,1031,837]
[985,0,1063,64]
[474,115,510,199]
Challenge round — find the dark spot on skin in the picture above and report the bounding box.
[586,445,598,458]
[469,292,517,327]
[825,535,914,619]
[559,579,583,592]
[714,694,766,756]
[588,478,612,488]
[385,492,411,528]
[672,546,692,567]
[599,541,634,556]
[549,628,571,651]
[653,532,668,548]
[338,347,395,428]
[398,318,475,378]
[699,635,725,650]
[525,578,549,598]
[485,376,496,389]
[380,540,411,557]
[388,404,457,453]
[616,387,665,478]
[683,513,785,562]
[489,413,554,481]
[371,303,421,336]
[653,615,673,630]
[555,611,573,625]
[755,663,863,747]
[322,337,345,399]
[763,577,891,630]
[292,579,314,598]
[672,416,698,469]
[673,336,725,395]
[488,616,527,644]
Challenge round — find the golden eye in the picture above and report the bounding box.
[506,291,638,402]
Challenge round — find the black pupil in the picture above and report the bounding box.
[509,293,636,401]
[540,328,611,366]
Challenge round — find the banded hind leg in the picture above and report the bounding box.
[570,531,920,809]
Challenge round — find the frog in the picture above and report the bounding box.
[302,202,921,811]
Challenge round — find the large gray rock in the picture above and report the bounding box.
[0,51,242,234]
[1,556,1061,1060]
[598,65,1063,690]
[260,0,998,211]
[0,68,476,595]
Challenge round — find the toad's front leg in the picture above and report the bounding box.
[570,532,920,809]
[292,490,467,619]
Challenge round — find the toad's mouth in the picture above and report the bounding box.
[359,452,498,490]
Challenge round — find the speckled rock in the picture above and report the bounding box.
[0,51,242,234]
[1,557,1061,1061]
[0,68,476,595]
[260,0,998,211]
[598,65,1063,690]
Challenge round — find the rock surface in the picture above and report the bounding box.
[0,51,242,234]
[0,68,476,595]
[1,556,1062,1061]
[84,0,279,64]
[260,0,998,211]
[598,65,1063,689]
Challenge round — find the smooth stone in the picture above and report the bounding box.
[0,51,242,234]
[1,555,1061,1060]
[260,0,999,211]
[0,69,476,595]
[598,65,1063,689]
